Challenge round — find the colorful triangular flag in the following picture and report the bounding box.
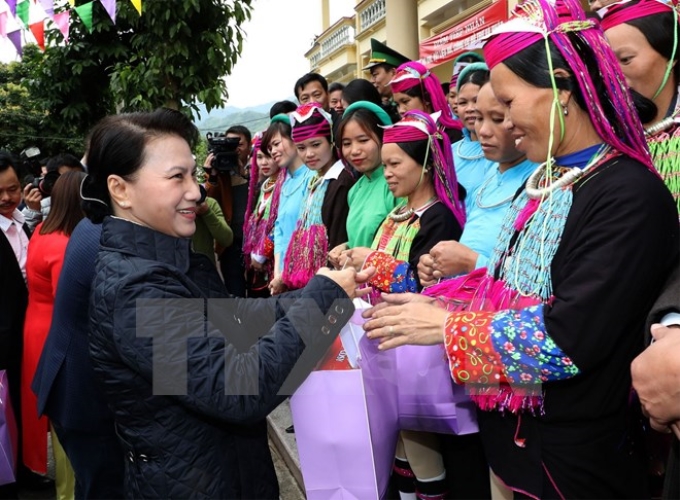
[0,12,6,37]
[5,0,17,16]
[130,0,141,15]
[8,29,21,56]
[29,20,44,49]
[15,0,29,28]
[100,0,115,23]
[52,10,68,41]
[38,0,53,18]
[74,1,93,32]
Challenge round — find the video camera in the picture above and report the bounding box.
[20,146,59,197]
[206,132,241,175]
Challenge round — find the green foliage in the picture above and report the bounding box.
[0,44,83,159]
[0,0,253,158]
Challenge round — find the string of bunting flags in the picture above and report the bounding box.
[0,0,143,57]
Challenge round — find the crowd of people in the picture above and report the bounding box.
[1,0,680,497]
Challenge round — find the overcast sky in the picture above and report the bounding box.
[0,0,356,108]
[224,0,355,108]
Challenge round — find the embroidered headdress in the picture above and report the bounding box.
[389,61,462,133]
[483,0,653,170]
[382,110,466,227]
[290,103,333,144]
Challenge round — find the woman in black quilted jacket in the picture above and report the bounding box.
[80,108,372,499]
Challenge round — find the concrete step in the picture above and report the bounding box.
[267,400,305,496]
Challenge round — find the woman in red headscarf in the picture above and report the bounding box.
[242,132,284,297]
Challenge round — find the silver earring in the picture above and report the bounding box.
[562,104,568,116]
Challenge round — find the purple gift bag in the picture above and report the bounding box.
[291,334,399,499]
[395,345,478,435]
[0,370,18,486]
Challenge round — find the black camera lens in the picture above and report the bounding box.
[31,171,61,197]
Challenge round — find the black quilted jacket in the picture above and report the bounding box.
[89,217,353,499]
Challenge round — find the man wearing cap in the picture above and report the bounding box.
[363,38,410,113]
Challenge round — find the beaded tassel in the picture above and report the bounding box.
[648,123,680,215]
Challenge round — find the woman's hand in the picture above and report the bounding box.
[269,276,287,295]
[418,254,437,287]
[338,246,372,271]
[363,296,448,350]
[429,241,479,279]
[328,242,349,269]
[195,200,209,216]
[316,266,375,299]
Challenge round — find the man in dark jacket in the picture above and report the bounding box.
[32,218,124,499]
[637,264,680,498]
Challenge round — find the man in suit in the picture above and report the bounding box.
[32,217,124,499]
[0,152,41,497]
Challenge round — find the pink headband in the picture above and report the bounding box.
[484,31,543,69]
[290,103,333,143]
[389,61,462,132]
[381,110,466,228]
[383,126,428,144]
[600,0,674,31]
[389,64,430,94]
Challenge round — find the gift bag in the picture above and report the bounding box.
[0,370,18,486]
[291,300,399,499]
[395,345,478,435]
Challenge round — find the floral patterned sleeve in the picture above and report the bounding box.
[444,304,580,386]
[363,250,418,293]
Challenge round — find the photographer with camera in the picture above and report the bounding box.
[204,125,251,296]
[22,154,85,232]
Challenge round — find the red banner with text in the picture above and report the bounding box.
[418,0,508,69]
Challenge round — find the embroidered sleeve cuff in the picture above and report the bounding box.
[363,250,417,293]
[444,305,580,386]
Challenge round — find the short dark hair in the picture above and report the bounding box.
[458,68,490,90]
[294,72,329,99]
[82,108,199,223]
[269,100,297,118]
[0,151,21,181]
[225,125,251,145]
[397,140,435,171]
[329,82,345,94]
[342,79,382,107]
[40,171,86,236]
[261,121,292,155]
[46,153,84,173]
[337,107,385,150]
[441,82,450,95]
